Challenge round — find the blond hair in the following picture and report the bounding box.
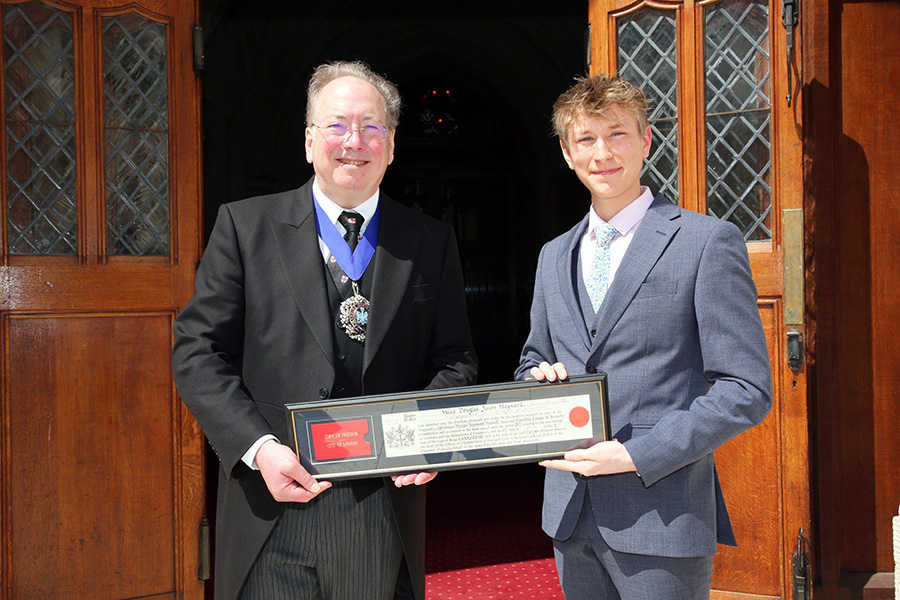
[552,74,649,145]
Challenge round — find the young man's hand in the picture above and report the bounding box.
[540,440,637,477]
[529,361,568,382]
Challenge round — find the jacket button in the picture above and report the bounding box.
[319,388,329,399]
[337,354,346,362]
[586,366,597,374]
[590,329,597,337]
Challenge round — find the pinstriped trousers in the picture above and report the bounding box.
[240,479,404,600]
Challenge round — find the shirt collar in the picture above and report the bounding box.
[312,177,379,230]
[588,186,654,238]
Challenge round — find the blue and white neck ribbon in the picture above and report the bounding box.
[313,199,379,342]
[313,199,379,281]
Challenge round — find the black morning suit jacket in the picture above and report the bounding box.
[172,177,478,600]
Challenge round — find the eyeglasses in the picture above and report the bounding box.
[312,122,390,142]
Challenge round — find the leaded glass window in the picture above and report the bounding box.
[3,1,76,255]
[618,9,678,203]
[103,13,168,256]
[705,0,771,240]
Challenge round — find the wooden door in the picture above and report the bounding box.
[0,1,204,599]
[587,0,809,598]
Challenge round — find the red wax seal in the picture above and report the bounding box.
[568,406,590,428]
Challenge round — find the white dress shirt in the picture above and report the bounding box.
[312,177,379,261]
[241,178,381,469]
[580,187,655,290]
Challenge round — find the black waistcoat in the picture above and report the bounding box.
[324,259,382,497]
[325,259,375,400]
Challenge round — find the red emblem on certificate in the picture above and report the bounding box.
[288,375,611,480]
[568,406,590,428]
[309,418,374,461]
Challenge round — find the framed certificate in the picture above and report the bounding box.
[285,374,611,480]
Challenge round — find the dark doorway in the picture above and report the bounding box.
[199,0,587,593]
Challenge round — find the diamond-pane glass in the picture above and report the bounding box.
[618,9,678,203]
[103,14,169,256]
[705,0,771,240]
[4,2,76,255]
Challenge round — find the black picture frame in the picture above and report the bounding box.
[285,374,611,480]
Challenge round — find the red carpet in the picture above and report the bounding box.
[426,558,563,599]
[425,465,563,599]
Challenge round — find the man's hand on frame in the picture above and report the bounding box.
[255,439,333,502]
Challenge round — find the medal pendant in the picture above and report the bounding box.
[339,281,369,342]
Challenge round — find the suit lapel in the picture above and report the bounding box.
[363,196,418,373]
[590,195,681,352]
[557,214,593,351]
[270,181,334,364]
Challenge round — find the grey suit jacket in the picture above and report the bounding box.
[173,178,477,600]
[515,194,772,558]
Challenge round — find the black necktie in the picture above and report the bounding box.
[327,211,365,297]
[338,211,364,252]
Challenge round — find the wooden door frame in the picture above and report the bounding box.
[0,1,205,598]
[587,1,812,598]
[803,0,900,596]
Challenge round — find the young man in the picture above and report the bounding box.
[173,61,477,600]
[515,75,772,599]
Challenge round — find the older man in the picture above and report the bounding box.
[173,61,477,600]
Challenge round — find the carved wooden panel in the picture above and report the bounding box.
[5,314,177,599]
[0,1,204,599]
[713,300,781,596]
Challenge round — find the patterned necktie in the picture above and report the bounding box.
[338,211,364,252]
[586,221,618,312]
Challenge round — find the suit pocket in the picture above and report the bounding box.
[410,282,433,303]
[634,279,677,299]
[614,422,653,442]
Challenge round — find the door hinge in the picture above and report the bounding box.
[199,515,211,580]
[792,527,810,600]
[192,24,205,75]
[782,0,799,106]
[584,23,592,73]
[787,328,804,373]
